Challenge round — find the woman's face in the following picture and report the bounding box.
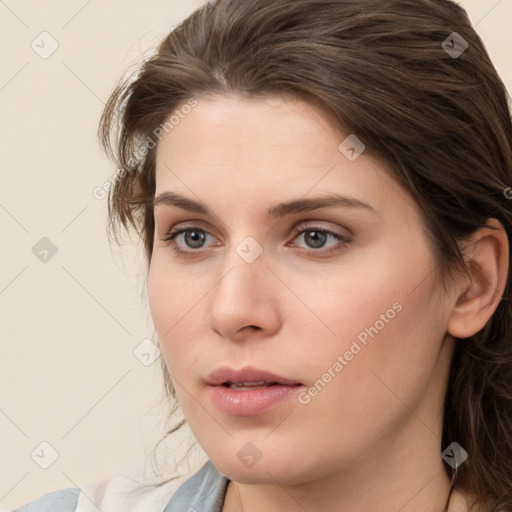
[148,94,456,485]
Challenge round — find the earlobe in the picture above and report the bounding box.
[447,218,509,339]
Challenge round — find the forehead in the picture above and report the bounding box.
[153,94,416,222]
[155,94,339,163]
[155,94,348,184]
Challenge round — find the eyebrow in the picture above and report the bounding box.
[153,191,378,217]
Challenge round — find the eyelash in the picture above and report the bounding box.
[160,223,351,258]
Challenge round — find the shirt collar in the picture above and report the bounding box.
[163,460,229,512]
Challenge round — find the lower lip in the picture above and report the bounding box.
[209,384,303,416]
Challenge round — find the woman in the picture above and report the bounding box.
[12,0,512,510]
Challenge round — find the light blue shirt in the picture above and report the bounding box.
[12,460,229,512]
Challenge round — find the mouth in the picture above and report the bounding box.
[205,366,303,417]
[205,365,303,388]
[221,380,296,390]
[205,365,304,416]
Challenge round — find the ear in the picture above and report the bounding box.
[447,218,509,339]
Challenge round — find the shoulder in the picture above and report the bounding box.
[10,488,80,512]
[9,473,183,512]
[9,455,226,512]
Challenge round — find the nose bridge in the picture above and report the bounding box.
[217,228,267,288]
[214,238,268,309]
[207,236,281,337]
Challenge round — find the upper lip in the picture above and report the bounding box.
[205,365,302,386]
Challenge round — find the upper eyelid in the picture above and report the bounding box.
[161,220,347,234]
[291,222,351,236]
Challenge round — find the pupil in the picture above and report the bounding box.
[185,230,206,248]
[305,230,326,248]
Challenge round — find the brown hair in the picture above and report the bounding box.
[99,0,512,509]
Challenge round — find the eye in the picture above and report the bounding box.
[290,223,350,253]
[159,222,350,258]
[160,227,218,256]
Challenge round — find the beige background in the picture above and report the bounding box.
[0,0,511,509]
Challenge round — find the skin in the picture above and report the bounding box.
[147,94,508,512]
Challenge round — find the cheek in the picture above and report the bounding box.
[148,260,174,340]
[286,240,444,403]
[289,289,445,466]
[147,259,201,373]
[281,250,412,355]
[309,271,445,418]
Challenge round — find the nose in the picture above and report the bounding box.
[206,245,281,341]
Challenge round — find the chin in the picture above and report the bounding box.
[210,449,318,486]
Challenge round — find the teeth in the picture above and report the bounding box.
[227,380,271,389]
[233,380,267,386]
